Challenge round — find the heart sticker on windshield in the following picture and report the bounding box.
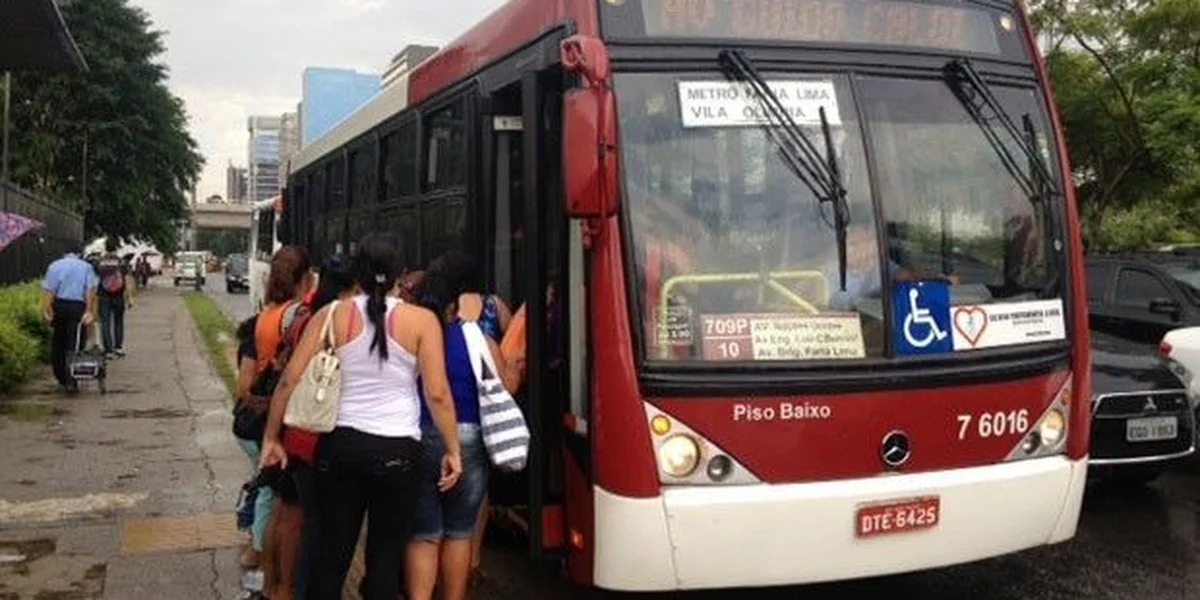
[953,306,988,348]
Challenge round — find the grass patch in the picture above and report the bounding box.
[181,291,237,398]
[0,281,52,393]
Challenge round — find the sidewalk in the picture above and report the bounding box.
[0,284,248,599]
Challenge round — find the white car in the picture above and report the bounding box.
[1161,326,1200,407]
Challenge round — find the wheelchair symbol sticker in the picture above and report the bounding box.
[892,282,953,355]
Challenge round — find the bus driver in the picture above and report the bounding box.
[819,224,960,312]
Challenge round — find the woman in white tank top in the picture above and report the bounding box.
[261,232,462,600]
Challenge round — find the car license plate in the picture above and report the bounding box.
[1126,416,1177,442]
[856,496,940,538]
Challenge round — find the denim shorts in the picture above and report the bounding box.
[411,423,488,541]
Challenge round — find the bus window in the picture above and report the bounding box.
[420,197,467,261]
[383,120,420,201]
[424,102,467,191]
[349,143,376,208]
[379,206,418,268]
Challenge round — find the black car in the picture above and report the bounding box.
[1088,330,1195,485]
[224,254,249,294]
[1086,254,1200,343]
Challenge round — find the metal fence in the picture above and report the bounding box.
[0,181,84,286]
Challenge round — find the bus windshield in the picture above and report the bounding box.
[615,71,1065,363]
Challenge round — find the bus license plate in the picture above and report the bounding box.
[856,496,940,538]
[1126,416,1177,442]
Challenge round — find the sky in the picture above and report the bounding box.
[131,0,507,199]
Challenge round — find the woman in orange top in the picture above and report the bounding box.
[252,246,313,600]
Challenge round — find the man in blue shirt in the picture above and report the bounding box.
[41,244,98,393]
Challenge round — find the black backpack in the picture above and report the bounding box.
[232,302,303,441]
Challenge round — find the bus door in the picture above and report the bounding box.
[485,71,583,562]
[482,81,535,540]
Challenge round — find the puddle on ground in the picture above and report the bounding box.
[0,539,56,573]
[0,404,68,423]
[101,408,191,419]
[0,537,104,599]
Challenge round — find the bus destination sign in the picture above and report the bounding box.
[639,0,1005,56]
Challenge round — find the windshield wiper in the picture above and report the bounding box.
[944,59,1063,297]
[717,49,853,292]
[942,59,1058,205]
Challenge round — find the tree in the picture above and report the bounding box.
[196,229,248,257]
[1029,0,1200,250]
[6,0,203,254]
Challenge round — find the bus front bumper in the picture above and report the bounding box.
[592,456,1087,591]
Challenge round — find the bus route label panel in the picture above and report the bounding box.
[701,313,866,361]
[678,80,841,128]
[642,0,1003,56]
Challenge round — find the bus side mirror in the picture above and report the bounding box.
[561,35,618,219]
[561,34,609,84]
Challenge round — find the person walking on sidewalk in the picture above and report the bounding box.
[40,243,98,394]
[94,237,133,357]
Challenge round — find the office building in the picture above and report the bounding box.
[225,163,247,203]
[279,111,301,174]
[247,116,282,203]
[381,44,438,90]
[300,67,381,146]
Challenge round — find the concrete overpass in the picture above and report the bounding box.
[191,202,253,229]
[180,202,253,249]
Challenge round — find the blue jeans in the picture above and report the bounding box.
[98,295,125,352]
[411,423,488,541]
[236,438,274,551]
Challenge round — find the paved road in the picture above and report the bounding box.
[472,463,1200,599]
[195,270,254,324]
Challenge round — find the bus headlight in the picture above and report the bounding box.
[1039,408,1066,447]
[658,434,700,478]
[1006,375,1072,462]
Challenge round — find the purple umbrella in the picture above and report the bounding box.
[0,212,45,252]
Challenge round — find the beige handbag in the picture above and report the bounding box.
[283,300,342,433]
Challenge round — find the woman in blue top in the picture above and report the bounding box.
[408,251,520,600]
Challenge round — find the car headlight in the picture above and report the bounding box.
[658,434,701,478]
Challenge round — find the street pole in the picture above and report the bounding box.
[2,71,11,212]
[81,127,88,204]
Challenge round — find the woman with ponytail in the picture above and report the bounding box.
[261,232,461,600]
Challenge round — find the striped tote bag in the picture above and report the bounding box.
[461,322,530,472]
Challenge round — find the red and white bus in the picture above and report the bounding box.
[280,0,1091,591]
